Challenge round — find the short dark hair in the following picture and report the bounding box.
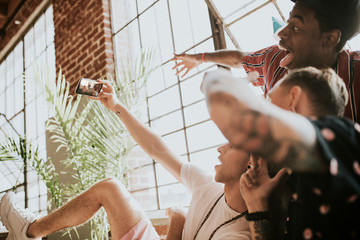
[315,10,360,51]
[293,0,360,51]
[280,67,348,117]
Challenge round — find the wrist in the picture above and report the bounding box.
[245,211,270,221]
[201,52,206,63]
[112,102,125,114]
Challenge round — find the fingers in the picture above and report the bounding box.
[181,68,191,78]
[176,66,186,76]
[88,96,100,101]
[272,168,289,185]
[171,53,179,61]
[240,172,256,189]
[96,79,113,92]
[172,61,184,70]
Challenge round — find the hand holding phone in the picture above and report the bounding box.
[75,78,103,97]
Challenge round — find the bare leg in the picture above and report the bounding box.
[165,207,186,240]
[27,178,144,239]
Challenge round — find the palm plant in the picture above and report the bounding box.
[0,49,155,239]
[0,136,62,208]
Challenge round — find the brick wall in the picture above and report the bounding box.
[52,0,115,94]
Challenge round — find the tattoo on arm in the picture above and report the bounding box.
[209,93,321,171]
[253,220,273,240]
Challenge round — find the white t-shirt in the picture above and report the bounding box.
[181,163,250,240]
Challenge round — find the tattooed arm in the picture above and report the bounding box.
[249,220,274,240]
[202,69,323,172]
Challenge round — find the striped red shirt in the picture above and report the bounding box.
[242,45,360,123]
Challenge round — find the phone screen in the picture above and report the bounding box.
[75,78,103,97]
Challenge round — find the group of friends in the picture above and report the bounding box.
[1,0,360,239]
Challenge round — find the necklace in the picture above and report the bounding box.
[192,193,248,240]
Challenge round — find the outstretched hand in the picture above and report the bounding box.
[171,53,202,78]
[88,79,121,112]
[240,156,288,212]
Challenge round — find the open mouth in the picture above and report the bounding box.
[280,50,294,68]
[279,41,294,68]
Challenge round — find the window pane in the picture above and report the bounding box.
[0,160,24,191]
[144,0,173,62]
[34,15,46,58]
[114,20,141,72]
[168,0,195,53]
[190,147,220,176]
[25,101,37,140]
[228,4,282,51]
[127,146,153,168]
[25,67,36,103]
[129,165,155,191]
[111,0,137,33]
[155,163,178,186]
[37,133,46,153]
[150,110,183,136]
[162,61,178,88]
[348,35,360,50]
[6,83,15,117]
[6,52,14,87]
[137,0,156,14]
[158,183,190,209]
[24,28,35,68]
[14,77,24,113]
[148,85,180,119]
[186,121,226,153]
[162,130,187,156]
[28,181,40,198]
[0,62,5,92]
[187,0,212,43]
[180,74,204,106]
[0,93,5,114]
[14,42,23,78]
[146,67,165,96]
[45,6,55,45]
[10,112,24,136]
[131,188,158,211]
[184,100,209,127]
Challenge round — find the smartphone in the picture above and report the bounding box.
[75,78,103,97]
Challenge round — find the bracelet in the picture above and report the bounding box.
[202,52,206,63]
[245,211,270,221]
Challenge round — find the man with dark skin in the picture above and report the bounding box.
[172,0,360,123]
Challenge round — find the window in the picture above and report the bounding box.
[110,0,360,216]
[110,0,294,216]
[0,4,55,227]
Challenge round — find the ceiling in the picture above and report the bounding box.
[0,0,23,35]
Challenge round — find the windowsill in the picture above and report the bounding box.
[147,209,169,225]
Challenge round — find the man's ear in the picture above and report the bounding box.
[288,86,302,113]
[322,29,341,48]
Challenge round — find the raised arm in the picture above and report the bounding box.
[240,157,288,240]
[172,50,245,78]
[201,69,322,172]
[90,80,183,182]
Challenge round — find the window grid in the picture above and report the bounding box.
[111,0,224,213]
[111,0,360,214]
[0,4,55,225]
